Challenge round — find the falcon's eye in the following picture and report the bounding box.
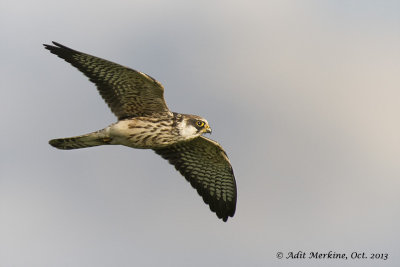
[196,120,205,127]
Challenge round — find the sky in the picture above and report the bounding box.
[1,0,400,266]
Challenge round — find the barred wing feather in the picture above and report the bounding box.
[154,136,237,222]
[44,42,170,119]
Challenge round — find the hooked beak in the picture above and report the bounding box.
[205,125,212,134]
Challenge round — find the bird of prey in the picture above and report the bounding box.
[44,42,236,222]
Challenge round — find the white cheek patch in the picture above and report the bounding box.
[181,125,197,138]
[179,120,198,139]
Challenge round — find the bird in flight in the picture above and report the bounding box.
[45,42,237,221]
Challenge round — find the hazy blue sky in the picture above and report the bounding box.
[1,1,400,266]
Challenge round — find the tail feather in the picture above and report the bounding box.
[49,130,111,150]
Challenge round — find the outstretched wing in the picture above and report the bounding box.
[154,136,237,222]
[44,41,170,119]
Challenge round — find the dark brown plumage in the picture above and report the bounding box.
[44,42,169,119]
[154,137,236,221]
[45,41,237,222]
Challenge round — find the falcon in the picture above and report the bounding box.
[44,42,237,222]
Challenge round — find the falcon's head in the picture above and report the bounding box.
[178,114,212,140]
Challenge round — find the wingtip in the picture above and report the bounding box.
[218,211,234,222]
[51,41,63,47]
[43,42,57,51]
[218,210,234,222]
[43,41,67,50]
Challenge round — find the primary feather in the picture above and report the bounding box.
[45,41,237,221]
